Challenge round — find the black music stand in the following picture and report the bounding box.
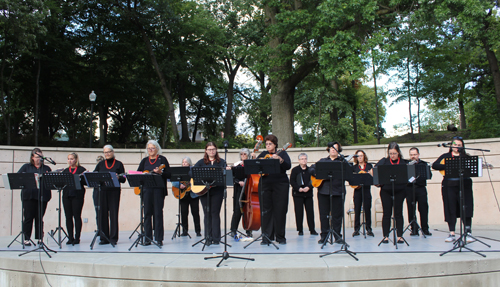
[83,172,119,250]
[43,173,82,248]
[5,173,38,249]
[403,163,431,238]
[316,160,357,261]
[440,156,490,257]
[374,165,413,249]
[170,167,191,239]
[127,173,165,250]
[19,172,57,258]
[349,172,373,238]
[205,142,254,267]
[243,158,280,250]
[191,166,229,251]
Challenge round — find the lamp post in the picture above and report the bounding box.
[89,91,97,148]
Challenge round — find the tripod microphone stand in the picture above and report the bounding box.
[169,167,191,239]
[205,141,254,267]
[316,159,357,261]
[440,155,490,257]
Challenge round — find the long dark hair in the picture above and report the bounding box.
[387,142,403,159]
[448,136,466,154]
[203,142,221,164]
[353,150,368,165]
[29,148,43,165]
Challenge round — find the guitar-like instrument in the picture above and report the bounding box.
[172,181,191,199]
[134,164,166,195]
[310,154,357,188]
[190,178,211,196]
[241,135,264,231]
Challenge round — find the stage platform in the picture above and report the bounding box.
[1,225,500,286]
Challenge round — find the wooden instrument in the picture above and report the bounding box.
[241,135,264,231]
[190,178,210,196]
[310,154,357,188]
[134,164,166,195]
[172,181,191,199]
[350,170,367,189]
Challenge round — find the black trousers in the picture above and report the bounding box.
[292,195,315,232]
[23,199,48,240]
[318,193,344,239]
[94,188,121,243]
[447,180,473,232]
[200,188,224,243]
[380,188,405,237]
[63,195,85,241]
[230,183,243,232]
[261,181,289,243]
[405,186,429,232]
[353,187,372,231]
[180,194,201,234]
[143,188,166,241]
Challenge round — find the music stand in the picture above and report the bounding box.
[242,158,280,250]
[169,167,191,239]
[127,173,165,250]
[440,156,490,257]
[43,173,82,248]
[374,165,413,249]
[349,172,373,238]
[19,172,57,258]
[316,160,357,261]
[83,172,119,250]
[4,173,38,249]
[205,143,254,267]
[403,163,431,238]
[191,166,228,251]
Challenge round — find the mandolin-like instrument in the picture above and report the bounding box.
[134,164,166,195]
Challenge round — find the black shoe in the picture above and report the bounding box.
[230,231,237,238]
[318,237,327,244]
[397,238,405,244]
[335,238,344,244]
[260,239,270,245]
[144,241,151,246]
[381,238,389,244]
[66,239,74,245]
[196,232,202,237]
[310,230,318,235]
[298,231,304,236]
[99,240,110,245]
[352,230,360,237]
[422,230,432,236]
[180,232,189,237]
[24,240,31,247]
[278,240,286,245]
[158,241,163,246]
[410,231,419,236]
[73,239,80,245]
[246,231,253,237]
[367,230,374,237]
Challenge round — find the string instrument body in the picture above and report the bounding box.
[241,135,264,231]
[134,164,166,195]
[172,181,191,199]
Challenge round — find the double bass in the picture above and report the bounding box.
[240,135,264,231]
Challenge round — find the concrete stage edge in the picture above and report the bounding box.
[1,227,500,286]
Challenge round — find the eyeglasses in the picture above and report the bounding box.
[389,152,399,156]
[206,148,217,151]
[147,148,156,151]
[104,151,113,154]
[265,143,274,146]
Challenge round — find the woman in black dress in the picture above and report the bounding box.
[230,148,253,238]
[93,145,126,245]
[352,150,374,237]
[290,153,317,236]
[62,152,87,245]
[137,140,171,246]
[17,148,52,245]
[194,142,226,245]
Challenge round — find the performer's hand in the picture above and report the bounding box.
[153,167,161,174]
[226,166,231,170]
[239,181,245,187]
[180,183,186,189]
[251,152,256,159]
[303,186,310,192]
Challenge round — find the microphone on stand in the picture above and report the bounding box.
[35,152,57,165]
[437,142,451,147]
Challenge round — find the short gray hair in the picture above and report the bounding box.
[298,153,308,160]
[103,145,114,151]
[146,140,162,155]
[182,156,192,166]
[240,148,251,160]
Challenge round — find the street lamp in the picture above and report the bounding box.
[89,90,97,148]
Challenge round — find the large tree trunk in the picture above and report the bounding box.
[482,39,500,114]
[224,76,235,138]
[192,101,203,143]
[99,105,107,146]
[176,75,190,142]
[35,58,40,146]
[141,30,179,145]
[271,79,295,146]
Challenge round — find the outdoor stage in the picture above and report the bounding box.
[0,226,500,286]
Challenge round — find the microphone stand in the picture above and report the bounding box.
[205,141,254,267]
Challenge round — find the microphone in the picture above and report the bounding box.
[223,140,229,148]
[35,152,57,165]
[437,142,451,147]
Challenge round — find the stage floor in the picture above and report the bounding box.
[1,226,500,286]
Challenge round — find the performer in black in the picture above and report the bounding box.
[290,153,317,236]
[405,147,432,236]
[373,142,406,244]
[194,142,226,245]
[352,150,374,237]
[310,142,346,244]
[251,134,291,245]
[17,148,52,246]
[137,140,171,246]
[93,145,126,245]
[171,157,202,237]
[432,136,473,243]
[230,148,253,238]
[62,152,87,245]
